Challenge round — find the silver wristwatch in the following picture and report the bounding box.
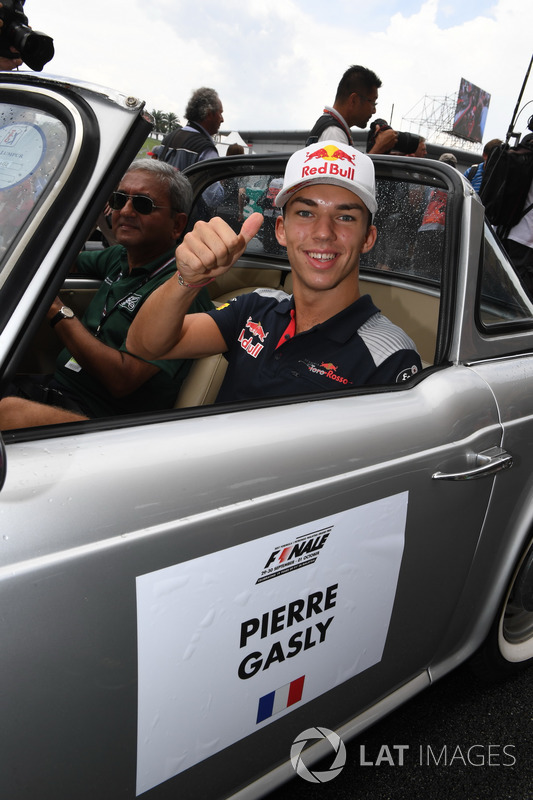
[49,306,75,328]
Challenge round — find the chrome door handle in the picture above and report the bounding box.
[432,447,513,482]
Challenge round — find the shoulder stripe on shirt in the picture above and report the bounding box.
[254,288,292,302]
[358,312,418,367]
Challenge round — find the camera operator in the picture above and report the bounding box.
[305,65,398,154]
[0,0,53,71]
[0,49,22,70]
[0,5,22,68]
[409,136,427,158]
[369,123,400,154]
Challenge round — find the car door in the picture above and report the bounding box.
[0,143,514,800]
[428,219,533,679]
[0,371,504,800]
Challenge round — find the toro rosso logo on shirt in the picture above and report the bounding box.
[238,317,269,358]
[301,360,353,385]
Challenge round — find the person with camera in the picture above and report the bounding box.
[306,65,398,155]
[0,160,213,429]
[0,0,53,71]
[0,4,22,69]
[0,47,22,69]
[366,119,421,157]
[410,136,427,158]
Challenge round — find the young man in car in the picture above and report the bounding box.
[0,159,212,429]
[126,142,421,402]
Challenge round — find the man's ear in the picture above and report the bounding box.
[275,214,286,247]
[173,212,188,239]
[362,224,377,254]
[349,92,360,111]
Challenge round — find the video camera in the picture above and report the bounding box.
[367,118,420,155]
[0,0,54,71]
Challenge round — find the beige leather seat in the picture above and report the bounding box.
[358,279,438,366]
[175,354,228,408]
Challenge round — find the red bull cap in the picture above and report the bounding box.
[274,140,377,215]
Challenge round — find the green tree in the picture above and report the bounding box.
[163,111,180,134]
[150,109,166,139]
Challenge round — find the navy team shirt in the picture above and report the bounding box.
[208,289,422,403]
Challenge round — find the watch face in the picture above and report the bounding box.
[61,306,74,318]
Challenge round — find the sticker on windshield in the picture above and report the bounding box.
[135,492,408,796]
[0,123,46,189]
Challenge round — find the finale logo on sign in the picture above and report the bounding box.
[256,527,332,584]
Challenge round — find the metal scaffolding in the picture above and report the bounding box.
[401,94,483,154]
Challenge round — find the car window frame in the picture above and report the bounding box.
[474,219,533,335]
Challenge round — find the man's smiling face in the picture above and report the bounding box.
[275,184,377,297]
[112,171,186,264]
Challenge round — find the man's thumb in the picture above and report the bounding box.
[240,212,263,244]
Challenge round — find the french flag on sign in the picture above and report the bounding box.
[256,676,305,724]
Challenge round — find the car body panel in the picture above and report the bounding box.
[0,368,504,798]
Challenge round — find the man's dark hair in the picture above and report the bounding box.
[483,138,503,157]
[185,88,221,123]
[226,143,245,156]
[335,65,382,103]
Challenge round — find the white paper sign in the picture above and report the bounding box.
[136,492,408,795]
[0,123,45,189]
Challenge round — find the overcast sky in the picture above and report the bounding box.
[27,0,532,149]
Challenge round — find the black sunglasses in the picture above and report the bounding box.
[109,191,170,215]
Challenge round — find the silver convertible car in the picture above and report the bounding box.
[1,73,533,800]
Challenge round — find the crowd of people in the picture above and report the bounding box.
[0,58,531,430]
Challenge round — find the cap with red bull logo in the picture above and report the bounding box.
[274,140,377,216]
